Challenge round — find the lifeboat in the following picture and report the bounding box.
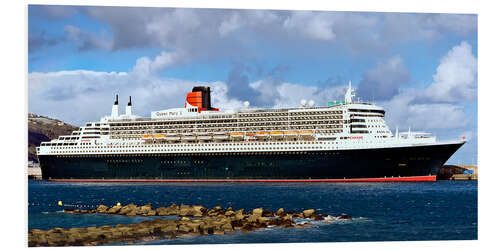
[255,131,270,140]
[298,130,314,138]
[270,131,284,137]
[142,134,166,140]
[181,133,196,141]
[283,130,298,138]
[230,132,244,140]
[213,132,229,141]
[165,133,181,141]
[196,132,212,141]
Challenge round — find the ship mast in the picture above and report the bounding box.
[344,80,355,104]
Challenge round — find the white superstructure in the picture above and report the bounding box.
[37,83,461,157]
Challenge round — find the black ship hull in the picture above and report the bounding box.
[38,142,464,182]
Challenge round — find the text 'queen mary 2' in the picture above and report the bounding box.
[37,82,465,182]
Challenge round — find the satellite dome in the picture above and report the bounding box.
[300,99,307,107]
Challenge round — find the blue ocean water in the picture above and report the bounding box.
[28,180,477,244]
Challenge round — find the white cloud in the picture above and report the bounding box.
[283,11,337,41]
[132,51,184,76]
[379,90,470,131]
[218,13,242,37]
[63,25,113,51]
[48,7,477,67]
[421,41,477,102]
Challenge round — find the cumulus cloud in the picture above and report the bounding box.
[381,13,477,43]
[132,51,184,76]
[379,90,470,131]
[29,69,216,125]
[283,11,338,41]
[28,31,59,52]
[64,25,113,51]
[30,6,478,69]
[357,55,410,101]
[420,41,477,103]
[375,41,476,132]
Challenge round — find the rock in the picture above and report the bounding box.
[221,222,233,232]
[257,217,269,224]
[247,214,261,223]
[191,205,206,217]
[185,221,202,233]
[339,214,352,220]
[262,209,273,217]
[311,214,324,221]
[224,210,235,216]
[29,205,337,246]
[275,208,285,217]
[207,206,224,216]
[178,204,192,216]
[164,204,180,215]
[156,206,169,216]
[200,222,215,235]
[126,211,137,217]
[252,208,263,217]
[137,204,155,216]
[96,205,108,213]
[302,209,315,218]
[178,224,192,233]
[118,204,138,215]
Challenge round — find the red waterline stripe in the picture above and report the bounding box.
[50,176,436,182]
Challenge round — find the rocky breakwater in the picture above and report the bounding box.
[29,204,352,247]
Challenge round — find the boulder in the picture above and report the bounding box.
[262,209,273,217]
[224,210,235,216]
[275,208,285,217]
[192,205,206,217]
[137,204,155,216]
[257,217,269,224]
[302,209,315,218]
[96,205,108,213]
[221,222,233,232]
[178,224,192,233]
[311,214,324,221]
[156,206,169,216]
[207,206,224,216]
[118,204,138,215]
[164,204,180,215]
[252,208,263,217]
[247,214,261,223]
[339,214,352,220]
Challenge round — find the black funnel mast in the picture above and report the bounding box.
[192,86,213,110]
[128,96,132,106]
[114,94,118,105]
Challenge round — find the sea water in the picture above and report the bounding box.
[27,180,477,244]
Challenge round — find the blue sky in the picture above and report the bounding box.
[28,5,477,164]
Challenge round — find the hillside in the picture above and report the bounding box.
[28,113,78,162]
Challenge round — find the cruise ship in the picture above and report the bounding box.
[36,82,465,182]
